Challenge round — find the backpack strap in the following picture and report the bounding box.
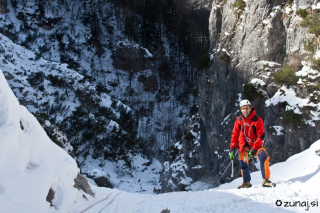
[237,115,242,131]
[252,115,258,122]
[252,117,265,140]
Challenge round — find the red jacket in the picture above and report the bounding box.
[230,108,265,153]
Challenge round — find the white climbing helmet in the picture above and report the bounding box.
[239,99,251,107]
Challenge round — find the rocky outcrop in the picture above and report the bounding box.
[198,0,320,184]
[138,74,158,92]
[156,114,204,193]
[111,45,154,72]
[94,176,114,188]
[46,188,55,206]
[0,0,9,14]
[74,173,93,196]
[295,0,316,9]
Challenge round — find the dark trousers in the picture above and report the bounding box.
[239,146,270,182]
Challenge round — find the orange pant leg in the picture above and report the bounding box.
[256,146,270,179]
[238,147,251,182]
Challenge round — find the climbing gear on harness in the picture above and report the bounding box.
[248,151,252,160]
[243,122,255,143]
[248,148,256,160]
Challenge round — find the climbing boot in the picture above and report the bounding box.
[238,182,252,189]
[262,179,276,187]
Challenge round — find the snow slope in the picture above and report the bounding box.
[0,69,91,212]
[74,140,320,213]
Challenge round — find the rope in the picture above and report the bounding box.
[79,193,113,213]
[80,192,122,213]
[214,150,238,188]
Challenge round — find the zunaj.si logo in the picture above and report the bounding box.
[275,200,282,207]
[275,199,319,211]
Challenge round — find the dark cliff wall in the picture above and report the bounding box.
[199,0,320,183]
[158,0,320,192]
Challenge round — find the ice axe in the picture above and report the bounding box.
[231,160,234,178]
[230,150,238,178]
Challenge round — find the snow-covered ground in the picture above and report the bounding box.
[81,154,162,194]
[1,67,320,212]
[74,139,320,213]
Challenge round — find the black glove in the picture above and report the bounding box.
[248,148,257,160]
[250,148,257,155]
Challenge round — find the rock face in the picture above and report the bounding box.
[0,0,9,14]
[94,176,114,188]
[158,0,320,191]
[156,114,204,193]
[199,0,320,184]
[46,188,55,206]
[74,173,93,196]
[111,45,154,72]
[138,74,158,92]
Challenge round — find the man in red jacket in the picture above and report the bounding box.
[229,99,275,188]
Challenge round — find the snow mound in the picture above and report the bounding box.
[0,69,90,212]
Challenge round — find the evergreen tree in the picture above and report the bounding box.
[124,13,138,42]
[140,0,161,50]
[82,0,94,26]
[178,19,191,55]
[163,0,176,32]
